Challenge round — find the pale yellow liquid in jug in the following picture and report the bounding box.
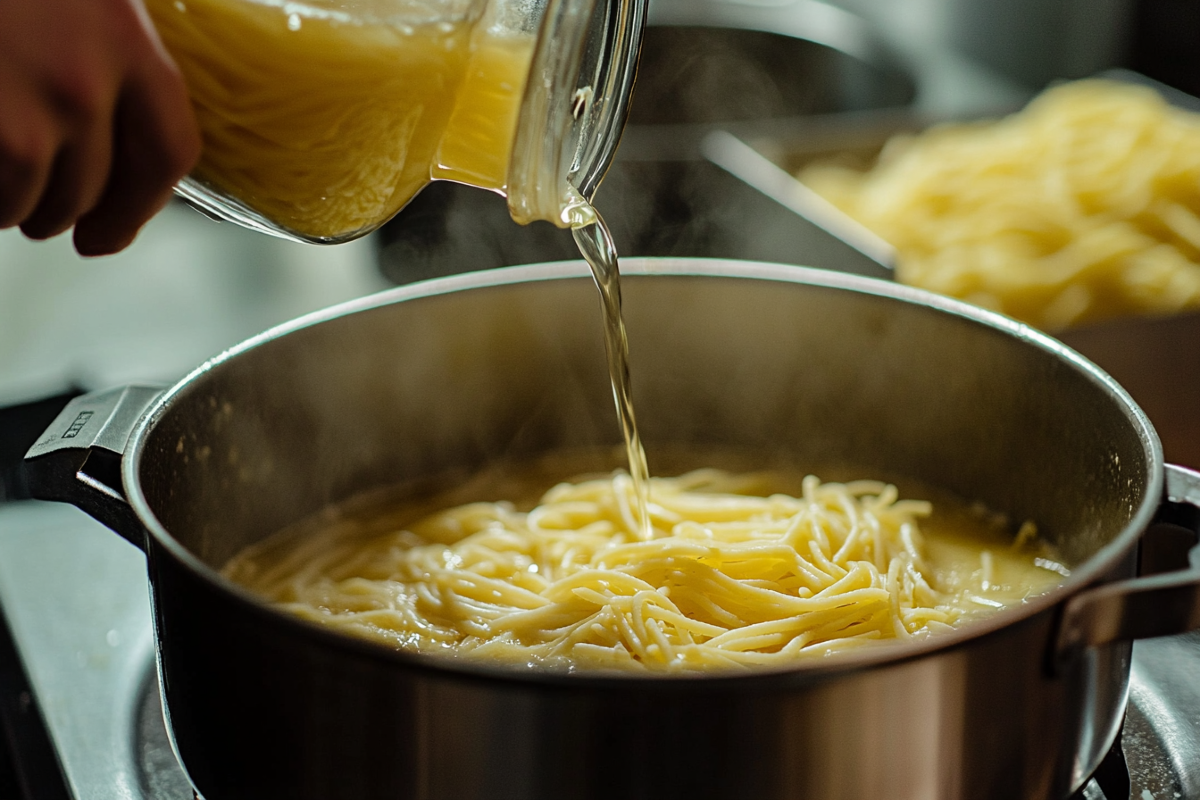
[146,0,534,240]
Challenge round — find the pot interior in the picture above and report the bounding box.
[134,261,1156,581]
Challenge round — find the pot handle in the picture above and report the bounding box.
[19,385,164,551]
[1054,463,1200,671]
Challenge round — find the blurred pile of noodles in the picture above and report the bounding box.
[799,80,1200,330]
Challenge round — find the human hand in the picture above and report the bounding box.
[0,0,201,256]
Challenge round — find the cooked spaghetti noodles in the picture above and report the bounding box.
[224,469,1066,672]
[800,80,1200,330]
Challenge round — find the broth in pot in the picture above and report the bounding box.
[224,458,1068,673]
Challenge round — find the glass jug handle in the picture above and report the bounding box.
[506,0,647,227]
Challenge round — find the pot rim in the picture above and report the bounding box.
[123,257,1165,687]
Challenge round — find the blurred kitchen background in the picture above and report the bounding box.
[1,0,1194,404]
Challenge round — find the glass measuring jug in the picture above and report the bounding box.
[143,0,645,242]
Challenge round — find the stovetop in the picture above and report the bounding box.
[0,500,1195,800]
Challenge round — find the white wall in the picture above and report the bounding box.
[0,202,388,404]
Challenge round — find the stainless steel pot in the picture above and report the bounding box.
[19,258,1200,800]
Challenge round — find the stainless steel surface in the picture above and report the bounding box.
[1055,465,1200,660]
[23,386,165,543]
[32,258,1178,798]
[1060,313,1200,472]
[131,259,1161,584]
[134,670,192,800]
[0,501,162,800]
[1125,633,1200,800]
[26,387,164,463]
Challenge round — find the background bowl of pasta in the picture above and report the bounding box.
[20,258,1200,800]
[786,76,1200,469]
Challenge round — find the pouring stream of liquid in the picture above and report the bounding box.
[572,215,653,539]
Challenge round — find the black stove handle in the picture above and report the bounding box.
[0,389,85,504]
[18,386,164,549]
